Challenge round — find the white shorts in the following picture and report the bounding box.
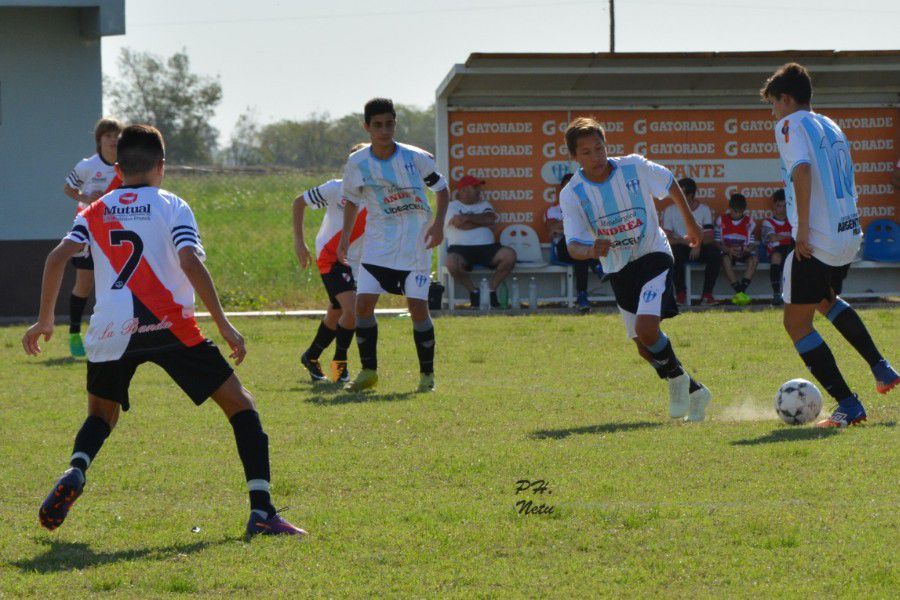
[618,269,669,339]
[358,263,431,300]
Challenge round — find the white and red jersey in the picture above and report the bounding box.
[761,216,793,253]
[341,143,448,271]
[64,186,206,362]
[715,214,756,249]
[302,179,366,274]
[65,153,122,212]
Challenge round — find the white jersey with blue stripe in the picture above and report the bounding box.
[341,142,448,271]
[775,110,861,266]
[559,154,673,274]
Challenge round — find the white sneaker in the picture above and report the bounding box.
[684,384,712,422]
[667,372,691,418]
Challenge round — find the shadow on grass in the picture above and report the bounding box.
[32,357,82,367]
[304,389,419,405]
[732,420,896,446]
[529,421,662,440]
[10,536,237,574]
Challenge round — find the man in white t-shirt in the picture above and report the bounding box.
[444,176,516,308]
[762,62,898,428]
[661,177,720,306]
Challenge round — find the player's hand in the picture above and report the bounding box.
[336,237,350,265]
[85,190,104,201]
[219,323,247,365]
[684,223,702,248]
[448,215,464,228]
[689,245,701,261]
[294,240,312,269]
[592,239,611,258]
[22,320,54,356]
[424,222,444,249]
[795,226,813,260]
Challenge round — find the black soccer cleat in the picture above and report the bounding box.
[39,468,85,531]
[301,351,328,382]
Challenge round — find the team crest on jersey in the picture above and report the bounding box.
[625,178,640,193]
[782,121,790,143]
[342,272,351,283]
[404,161,417,178]
[119,192,138,205]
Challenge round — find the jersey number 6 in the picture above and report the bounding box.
[109,230,144,290]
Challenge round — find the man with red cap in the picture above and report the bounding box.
[444,176,517,307]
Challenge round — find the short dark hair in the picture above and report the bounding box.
[117,124,165,175]
[678,177,697,196]
[560,172,574,187]
[364,98,396,125]
[94,117,124,153]
[760,62,812,105]
[565,117,606,156]
[729,193,747,210]
[772,189,786,203]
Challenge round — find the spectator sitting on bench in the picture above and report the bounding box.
[761,189,794,306]
[715,192,759,306]
[662,177,720,306]
[546,172,600,313]
[445,176,517,308]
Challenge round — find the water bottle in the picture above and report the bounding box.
[528,277,538,312]
[479,277,490,311]
[510,277,520,309]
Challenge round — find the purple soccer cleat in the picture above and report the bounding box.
[39,468,85,531]
[245,509,307,540]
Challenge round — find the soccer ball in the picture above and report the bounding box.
[774,378,823,425]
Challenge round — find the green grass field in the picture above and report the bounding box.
[1,309,898,597]
[165,171,421,311]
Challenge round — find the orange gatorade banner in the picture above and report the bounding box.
[447,108,899,242]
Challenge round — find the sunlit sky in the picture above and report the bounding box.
[101,0,900,143]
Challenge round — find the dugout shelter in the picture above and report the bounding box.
[435,51,900,308]
[0,0,125,317]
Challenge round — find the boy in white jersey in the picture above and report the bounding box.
[559,118,712,422]
[293,143,368,383]
[762,63,899,427]
[23,125,305,538]
[337,98,450,392]
[62,118,124,356]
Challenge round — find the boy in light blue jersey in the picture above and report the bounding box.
[559,117,711,422]
[761,63,899,427]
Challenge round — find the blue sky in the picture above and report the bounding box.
[102,0,900,142]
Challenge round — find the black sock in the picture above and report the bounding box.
[356,316,378,370]
[795,331,853,401]
[644,332,685,379]
[739,278,751,293]
[770,263,783,294]
[489,291,500,308]
[731,281,742,293]
[69,294,88,334]
[229,409,276,518]
[827,299,883,367]
[333,325,354,362]
[413,319,435,374]
[305,322,337,360]
[69,415,111,476]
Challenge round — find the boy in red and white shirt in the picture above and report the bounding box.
[24,125,305,539]
[62,118,124,356]
[293,144,368,383]
[715,193,758,305]
[761,189,794,305]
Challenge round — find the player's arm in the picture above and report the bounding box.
[464,211,498,227]
[63,184,102,204]
[664,182,702,247]
[337,200,359,265]
[292,194,311,268]
[22,240,84,355]
[424,188,449,249]
[561,194,608,260]
[178,247,246,365]
[792,163,813,259]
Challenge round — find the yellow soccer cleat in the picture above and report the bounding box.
[344,368,378,392]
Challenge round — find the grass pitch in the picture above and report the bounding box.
[1,309,897,597]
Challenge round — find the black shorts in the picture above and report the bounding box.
[71,251,94,270]
[321,263,356,309]
[608,252,678,318]
[87,339,234,411]
[447,243,502,270]
[782,251,850,305]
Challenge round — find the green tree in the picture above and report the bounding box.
[106,48,222,164]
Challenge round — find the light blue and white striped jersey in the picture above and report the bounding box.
[560,154,673,274]
[775,110,861,266]
[342,142,448,271]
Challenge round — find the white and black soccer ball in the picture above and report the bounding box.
[774,378,823,425]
